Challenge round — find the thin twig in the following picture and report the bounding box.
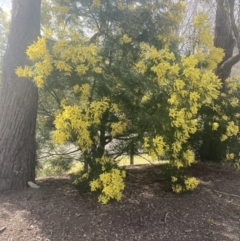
[171,212,187,223]
[38,148,80,159]
[213,190,240,198]
[0,227,6,233]
[229,202,240,208]
[127,172,145,180]
[160,212,170,224]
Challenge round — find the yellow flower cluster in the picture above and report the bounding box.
[90,168,126,204]
[193,12,212,47]
[117,2,125,10]
[193,12,224,70]
[171,176,178,182]
[111,120,127,137]
[92,0,101,7]
[220,121,239,142]
[73,84,91,102]
[52,96,111,151]
[234,160,240,169]
[184,177,199,191]
[212,122,219,131]
[226,121,239,136]
[135,19,223,181]
[152,136,168,157]
[95,156,116,171]
[172,176,199,193]
[142,136,169,160]
[52,83,128,154]
[119,34,132,45]
[16,36,102,88]
[53,5,69,15]
[141,92,152,104]
[182,149,195,166]
[172,184,183,193]
[226,153,235,161]
[16,37,53,88]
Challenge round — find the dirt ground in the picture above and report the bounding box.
[0,162,240,241]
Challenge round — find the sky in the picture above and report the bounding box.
[0,0,11,11]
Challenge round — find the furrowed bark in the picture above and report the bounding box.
[0,0,41,191]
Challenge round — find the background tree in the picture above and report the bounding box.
[196,0,240,162]
[0,0,41,191]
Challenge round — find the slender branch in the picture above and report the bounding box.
[37,102,53,117]
[44,82,61,106]
[38,148,81,159]
[135,153,157,165]
[88,31,104,44]
[88,77,97,104]
[127,172,145,180]
[87,4,101,31]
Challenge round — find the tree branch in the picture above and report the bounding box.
[218,52,240,72]
[88,31,104,44]
[38,148,81,159]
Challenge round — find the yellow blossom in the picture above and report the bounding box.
[90,167,126,204]
[184,177,199,190]
[220,134,228,142]
[120,34,132,44]
[92,0,101,7]
[172,184,183,193]
[212,122,219,131]
[171,176,177,182]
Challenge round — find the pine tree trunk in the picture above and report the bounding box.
[214,0,236,92]
[0,0,41,191]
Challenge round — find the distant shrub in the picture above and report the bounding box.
[36,156,72,177]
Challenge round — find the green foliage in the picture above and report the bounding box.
[36,156,73,177]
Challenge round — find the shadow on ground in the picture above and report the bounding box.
[0,162,240,241]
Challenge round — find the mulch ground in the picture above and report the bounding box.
[0,162,240,241]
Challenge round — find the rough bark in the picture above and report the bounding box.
[0,0,41,191]
[214,0,239,90]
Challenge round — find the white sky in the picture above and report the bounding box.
[0,0,11,11]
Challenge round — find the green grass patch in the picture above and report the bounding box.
[117,154,159,166]
[36,154,165,178]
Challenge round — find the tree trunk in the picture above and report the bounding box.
[0,0,41,191]
[130,143,134,165]
[214,0,236,91]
